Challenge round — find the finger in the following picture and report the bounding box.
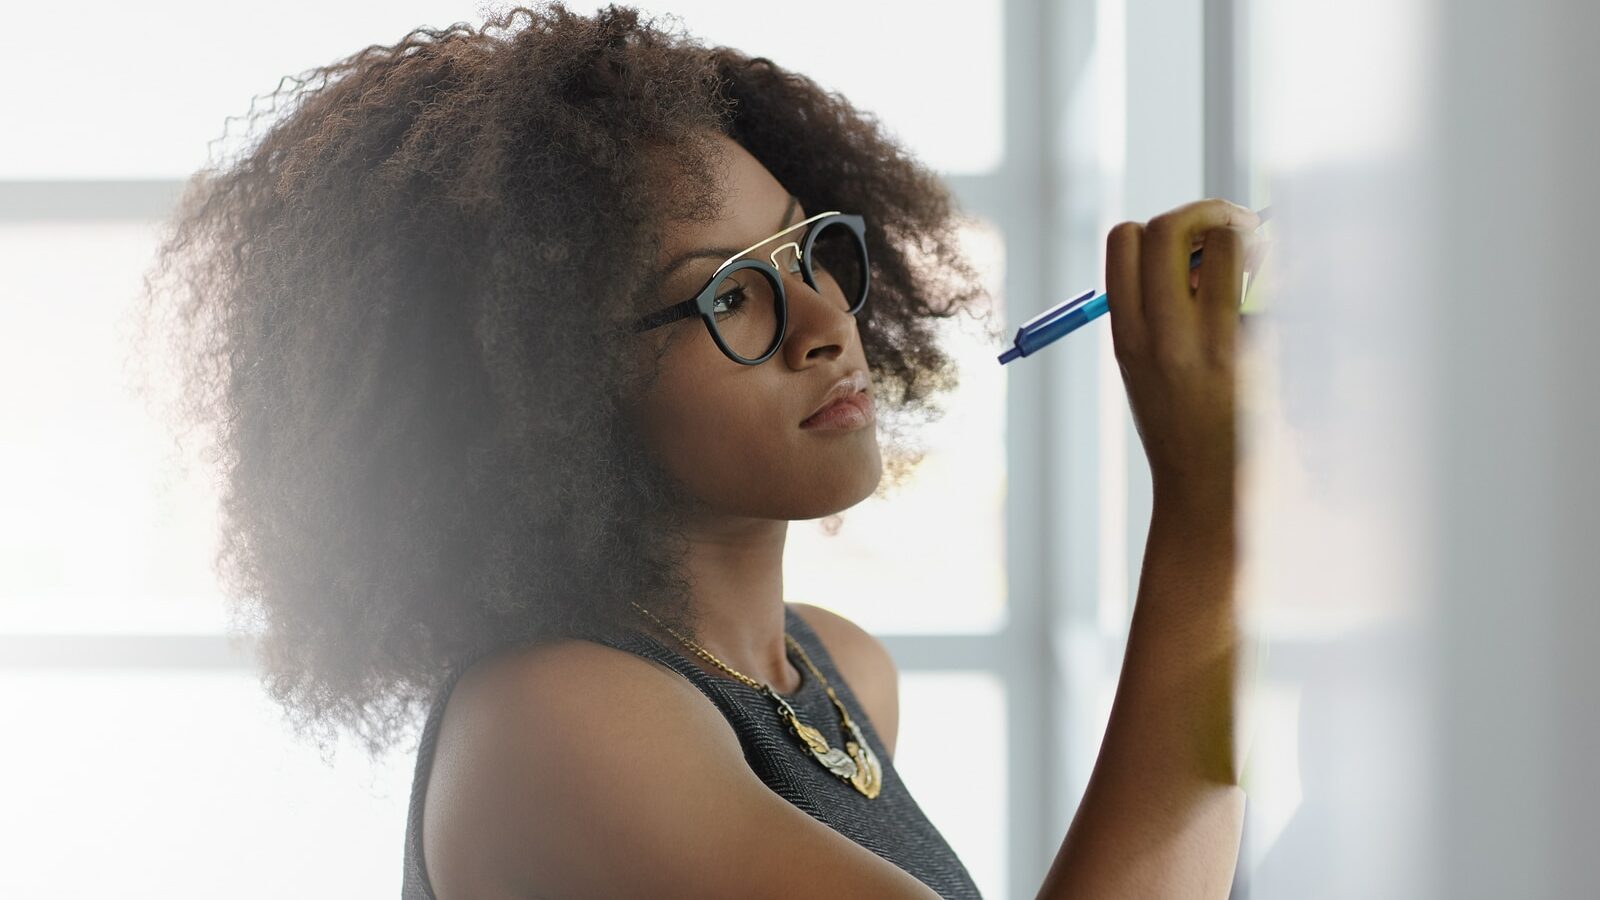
[1244,238,1273,275]
[1195,232,1265,289]
[1147,199,1260,296]
[1140,216,1200,357]
[1195,225,1245,363]
[1141,200,1258,356]
[1105,221,1146,362]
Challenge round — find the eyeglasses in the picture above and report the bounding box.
[630,210,870,365]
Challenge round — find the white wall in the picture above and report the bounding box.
[1243,1,1600,897]
[1432,2,1600,896]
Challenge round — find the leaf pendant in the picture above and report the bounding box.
[771,692,860,783]
[843,718,883,799]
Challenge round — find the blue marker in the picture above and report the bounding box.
[997,206,1273,364]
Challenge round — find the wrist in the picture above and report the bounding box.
[1152,477,1235,520]
[1150,486,1237,548]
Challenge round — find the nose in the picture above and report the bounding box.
[775,246,855,366]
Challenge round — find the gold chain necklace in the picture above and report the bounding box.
[630,601,882,799]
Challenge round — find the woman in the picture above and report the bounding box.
[140,3,1261,897]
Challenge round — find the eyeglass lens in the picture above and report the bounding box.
[709,219,867,361]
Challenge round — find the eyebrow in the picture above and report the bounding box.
[658,194,802,282]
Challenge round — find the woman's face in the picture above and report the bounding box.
[625,134,883,522]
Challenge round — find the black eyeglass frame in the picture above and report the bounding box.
[629,211,870,366]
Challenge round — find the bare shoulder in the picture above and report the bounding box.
[420,636,935,900]
[419,638,729,899]
[786,602,900,758]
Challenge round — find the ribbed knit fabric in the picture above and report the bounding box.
[401,603,983,899]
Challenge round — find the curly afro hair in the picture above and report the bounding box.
[134,1,996,759]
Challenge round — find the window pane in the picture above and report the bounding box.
[0,1,1000,179]
[895,671,1008,900]
[0,668,415,897]
[784,218,1007,634]
[0,222,230,634]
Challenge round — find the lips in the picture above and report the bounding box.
[800,390,874,429]
[801,372,870,426]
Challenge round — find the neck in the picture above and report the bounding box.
[648,510,800,693]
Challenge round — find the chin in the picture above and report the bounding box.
[761,457,879,521]
[820,453,884,516]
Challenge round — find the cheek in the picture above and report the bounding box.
[640,384,796,512]
[633,349,779,486]
[649,387,755,454]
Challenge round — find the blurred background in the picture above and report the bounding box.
[2,1,1596,898]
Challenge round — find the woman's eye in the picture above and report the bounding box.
[712,287,746,316]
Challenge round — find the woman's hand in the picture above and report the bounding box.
[1104,199,1263,517]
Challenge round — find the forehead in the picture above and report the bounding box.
[657,135,795,259]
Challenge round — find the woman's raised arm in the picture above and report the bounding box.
[1034,199,1262,900]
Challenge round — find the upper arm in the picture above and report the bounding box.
[421,639,938,900]
[787,602,900,759]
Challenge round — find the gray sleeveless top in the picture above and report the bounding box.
[401,604,983,898]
